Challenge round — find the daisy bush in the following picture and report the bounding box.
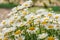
[0,0,60,40]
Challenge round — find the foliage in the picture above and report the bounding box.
[52,6,60,11]
[0,3,18,8]
[32,0,37,3]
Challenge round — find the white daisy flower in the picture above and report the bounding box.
[22,0,33,8]
[37,33,48,39]
[27,27,39,34]
[16,5,25,10]
[44,24,55,29]
[25,13,35,20]
[46,36,59,40]
[12,7,17,12]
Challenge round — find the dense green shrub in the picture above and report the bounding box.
[0,3,18,8]
[52,6,60,11]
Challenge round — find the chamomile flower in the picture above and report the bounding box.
[12,7,17,12]
[14,30,21,35]
[54,25,60,30]
[34,19,40,25]
[1,20,6,25]
[25,13,35,20]
[4,37,9,40]
[2,27,16,34]
[37,33,48,39]
[9,20,14,25]
[15,36,25,40]
[45,24,55,29]
[46,36,59,40]
[48,13,53,17]
[22,10,28,15]
[36,14,41,18]
[16,5,24,10]
[27,27,39,34]
[18,36,25,40]
[22,0,32,8]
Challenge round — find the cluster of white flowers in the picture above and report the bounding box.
[0,0,60,40]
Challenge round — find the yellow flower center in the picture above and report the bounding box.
[37,16,40,18]
[31,16,34,19]
[4,37,8,40]
[55,16,59,19]
[20,24,24,26]
[4,33,8,37]
[48,25,54,29]
[42,21,47,25]
[27,20,32,24]
[42,30,46,33]
[48,36,55,40]
[0,33,2,36]
[27,21,31,24]
[37,20,40,23]
[22,11,27,15]
[0,38,2,40]
[29,27,35,31]
[48,13,52,16]
[2,21,6,25]
[15,30,21,35]
[17,19,21,22]
[18,37,23,40]
[14,16,18,19]
[24,4,28,7]
[44,18,49,21]
[10,21,14,25]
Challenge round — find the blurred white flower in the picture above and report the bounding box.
[27,27,39,34]
[37,33,48,39]
[22,0,33,8]
[46,36,59,40]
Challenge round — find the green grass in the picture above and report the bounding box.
[0,3,18,8]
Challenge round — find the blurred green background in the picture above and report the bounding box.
[0,0,60,21]
[0,0,60,11]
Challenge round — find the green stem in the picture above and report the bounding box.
[39,22,41,34]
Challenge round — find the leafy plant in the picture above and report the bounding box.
[0,3,18,8]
